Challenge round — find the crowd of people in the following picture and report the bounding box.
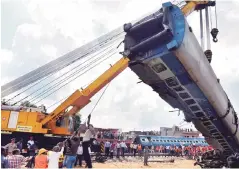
[96,130,124,140]
[1,136,214,169]
[1,120,214,169]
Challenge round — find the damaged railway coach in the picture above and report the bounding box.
[122,2,239,157]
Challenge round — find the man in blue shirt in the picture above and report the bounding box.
[1,147,9,168]
[104,140,111,157]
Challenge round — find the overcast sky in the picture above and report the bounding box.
[1,0,239,131]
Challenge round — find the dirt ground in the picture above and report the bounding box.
[89,158,200,168]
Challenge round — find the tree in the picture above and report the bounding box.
[20,101,37,108]
[73,114,82,131]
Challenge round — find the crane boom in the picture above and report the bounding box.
[41,57,129,125]
[43,1,211,125]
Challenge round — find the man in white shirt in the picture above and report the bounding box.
[120,141,126,157]
[27,136,35,156]
[116,141,121,158]
[48,145,64,169]
[82,115,95,168]
[133,143,137,157]
[75,143,83,167]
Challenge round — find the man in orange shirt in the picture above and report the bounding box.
[137,144,142,157]
[34,148,48,168]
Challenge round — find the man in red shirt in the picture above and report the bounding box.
[208,145,213,151]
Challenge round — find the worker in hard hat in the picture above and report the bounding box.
[34,148,48,168]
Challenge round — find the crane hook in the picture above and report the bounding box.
[211,28,219,43]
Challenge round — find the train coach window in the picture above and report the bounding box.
[141,138,146,142]
[170,140,173,142]
[156,140,159,142]
[163,140,166,142]
[174,140,176,142]
[179,92,190,99]
[159,140,162,142]
[152,63,167,73]
[167,140,169,142]
[185,99,196,105]
[190,105,200,111]
[196,141,198,143]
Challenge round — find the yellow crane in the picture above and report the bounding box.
[1,0,214,142]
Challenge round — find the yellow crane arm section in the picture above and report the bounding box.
[41,0,209,126]
[41,57,129,125]
[182,1,209,17]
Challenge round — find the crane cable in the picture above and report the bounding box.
[32,50,117,105]
[29,48,116,104]
[82,81,111,124]
[12,47,115,105]
[5,34,124,102]
[2,32,124,96]
[215,0,218,29]
[12,42,120,105]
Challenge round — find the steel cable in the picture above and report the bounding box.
[5,33,124,102]
[2,32,124,95]
[11,39,121,105]
[32,50,118,105]
[5,38,119,102]
[28,48,116,104]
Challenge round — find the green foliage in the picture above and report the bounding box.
[20,101,37,108]
[73,114,82,131]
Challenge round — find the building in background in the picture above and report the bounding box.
[93,125,201,142]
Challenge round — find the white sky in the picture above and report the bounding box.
[1,0,239,131]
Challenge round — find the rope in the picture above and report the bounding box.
[83,81,111,124]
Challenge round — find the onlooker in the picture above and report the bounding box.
[27,136,35,156]
[34,148,48,168]
[116,141,121,158]
[4,138,17,155]
[16,138,23,153]
[133,144,137,157]
[143,146,149,166]
[48,145,64,168]
[120,141,126,157]
[6,149,27,168]
[1,147,9,168]
[109,142,114,159]
[64,136,80,169]
[75,142,83,167]
[104,140,111,157]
